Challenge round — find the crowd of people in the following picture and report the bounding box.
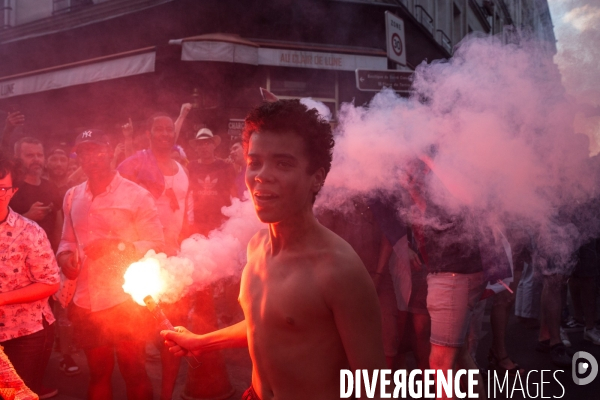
[0,98,598,400]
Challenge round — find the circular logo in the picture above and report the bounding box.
[391,33,403,57]
[573,351,598,385]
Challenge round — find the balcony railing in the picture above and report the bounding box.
[53,0,94,15]
[415,4,434,34]
[436,29,452,53]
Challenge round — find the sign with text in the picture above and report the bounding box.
[385,11,406,66]
[355,69,413,93]
[258,48,386,71]
[227,119,245,137]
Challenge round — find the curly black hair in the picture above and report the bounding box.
[243,100,334,194]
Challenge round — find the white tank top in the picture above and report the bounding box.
[155,162,188,253]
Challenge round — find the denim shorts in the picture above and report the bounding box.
[426,271,484,347]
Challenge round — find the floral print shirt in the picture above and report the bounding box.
[0,208,59,341]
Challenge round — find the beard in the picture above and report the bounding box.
[26,163,44,175]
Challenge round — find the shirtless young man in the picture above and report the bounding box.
[162,100,386,400]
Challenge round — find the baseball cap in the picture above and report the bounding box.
[191,128,221,146]
[74,129,110,150]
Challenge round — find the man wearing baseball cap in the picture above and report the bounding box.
[57,129,165,400]
[188,128,236,235]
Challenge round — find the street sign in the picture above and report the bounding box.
[227,119,245,136]
[355,69,413,92]
[385,11,406,66]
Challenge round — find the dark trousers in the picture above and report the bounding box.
[1,319,55,393]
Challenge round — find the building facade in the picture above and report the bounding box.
[0,0,556,151]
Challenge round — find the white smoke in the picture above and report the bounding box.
[549,0,600,152]
[138,30,599,298]
[318,34,598,271]
[301,97,332,121]
[140,194,265,303]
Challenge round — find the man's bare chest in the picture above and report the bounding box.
[240,261,331,331]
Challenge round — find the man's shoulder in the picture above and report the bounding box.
[118,150,151,173]
[66,180,87,197]
[310,226,377,309]
[6,208,45,235]
[115,173,155,198]
[247,229,269,251]
[272,224,364,282]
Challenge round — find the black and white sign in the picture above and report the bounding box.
[385,11,406,66]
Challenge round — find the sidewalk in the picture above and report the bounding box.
[42,304,599,399]
[44,343,252,400]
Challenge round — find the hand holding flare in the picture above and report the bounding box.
[123,258,200,368]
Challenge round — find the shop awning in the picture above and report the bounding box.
[0,47,156,99]
[171,34,387,72]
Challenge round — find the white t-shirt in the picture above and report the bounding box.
[155,162,189,254]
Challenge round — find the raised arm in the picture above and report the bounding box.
[1,111,24,153]
[174,103,192,143]
[161,319,248,357]
[121,118,134,158]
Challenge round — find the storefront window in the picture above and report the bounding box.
[266,67,338,119]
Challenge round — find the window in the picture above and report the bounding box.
[0,0,12,29]
[266,68,339,120]
[452,3,462,46]
[53,0,93,14]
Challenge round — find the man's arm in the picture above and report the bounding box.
[122,118,134,158]
[174,103,192,143]
[161,320,248,357]
[323,252,387,372]
[12,222,62,306]
[0,282,59,306]
[1,111,24,153]
[57,188,80,279]
[21,201,52,222]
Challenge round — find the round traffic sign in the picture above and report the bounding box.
[391,32,403,57]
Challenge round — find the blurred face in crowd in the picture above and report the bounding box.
[0,172,17,211]
[230,142,244,166]
[192,139,216,161]
[46,151,69,179]
[148,116,176,154]
[19,142,45,177]
[77,142,113,180]
[67,159,79,177]
[133,133,150,151]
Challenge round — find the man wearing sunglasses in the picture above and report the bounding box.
[0,153,60,397]
[57,130,165,400]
